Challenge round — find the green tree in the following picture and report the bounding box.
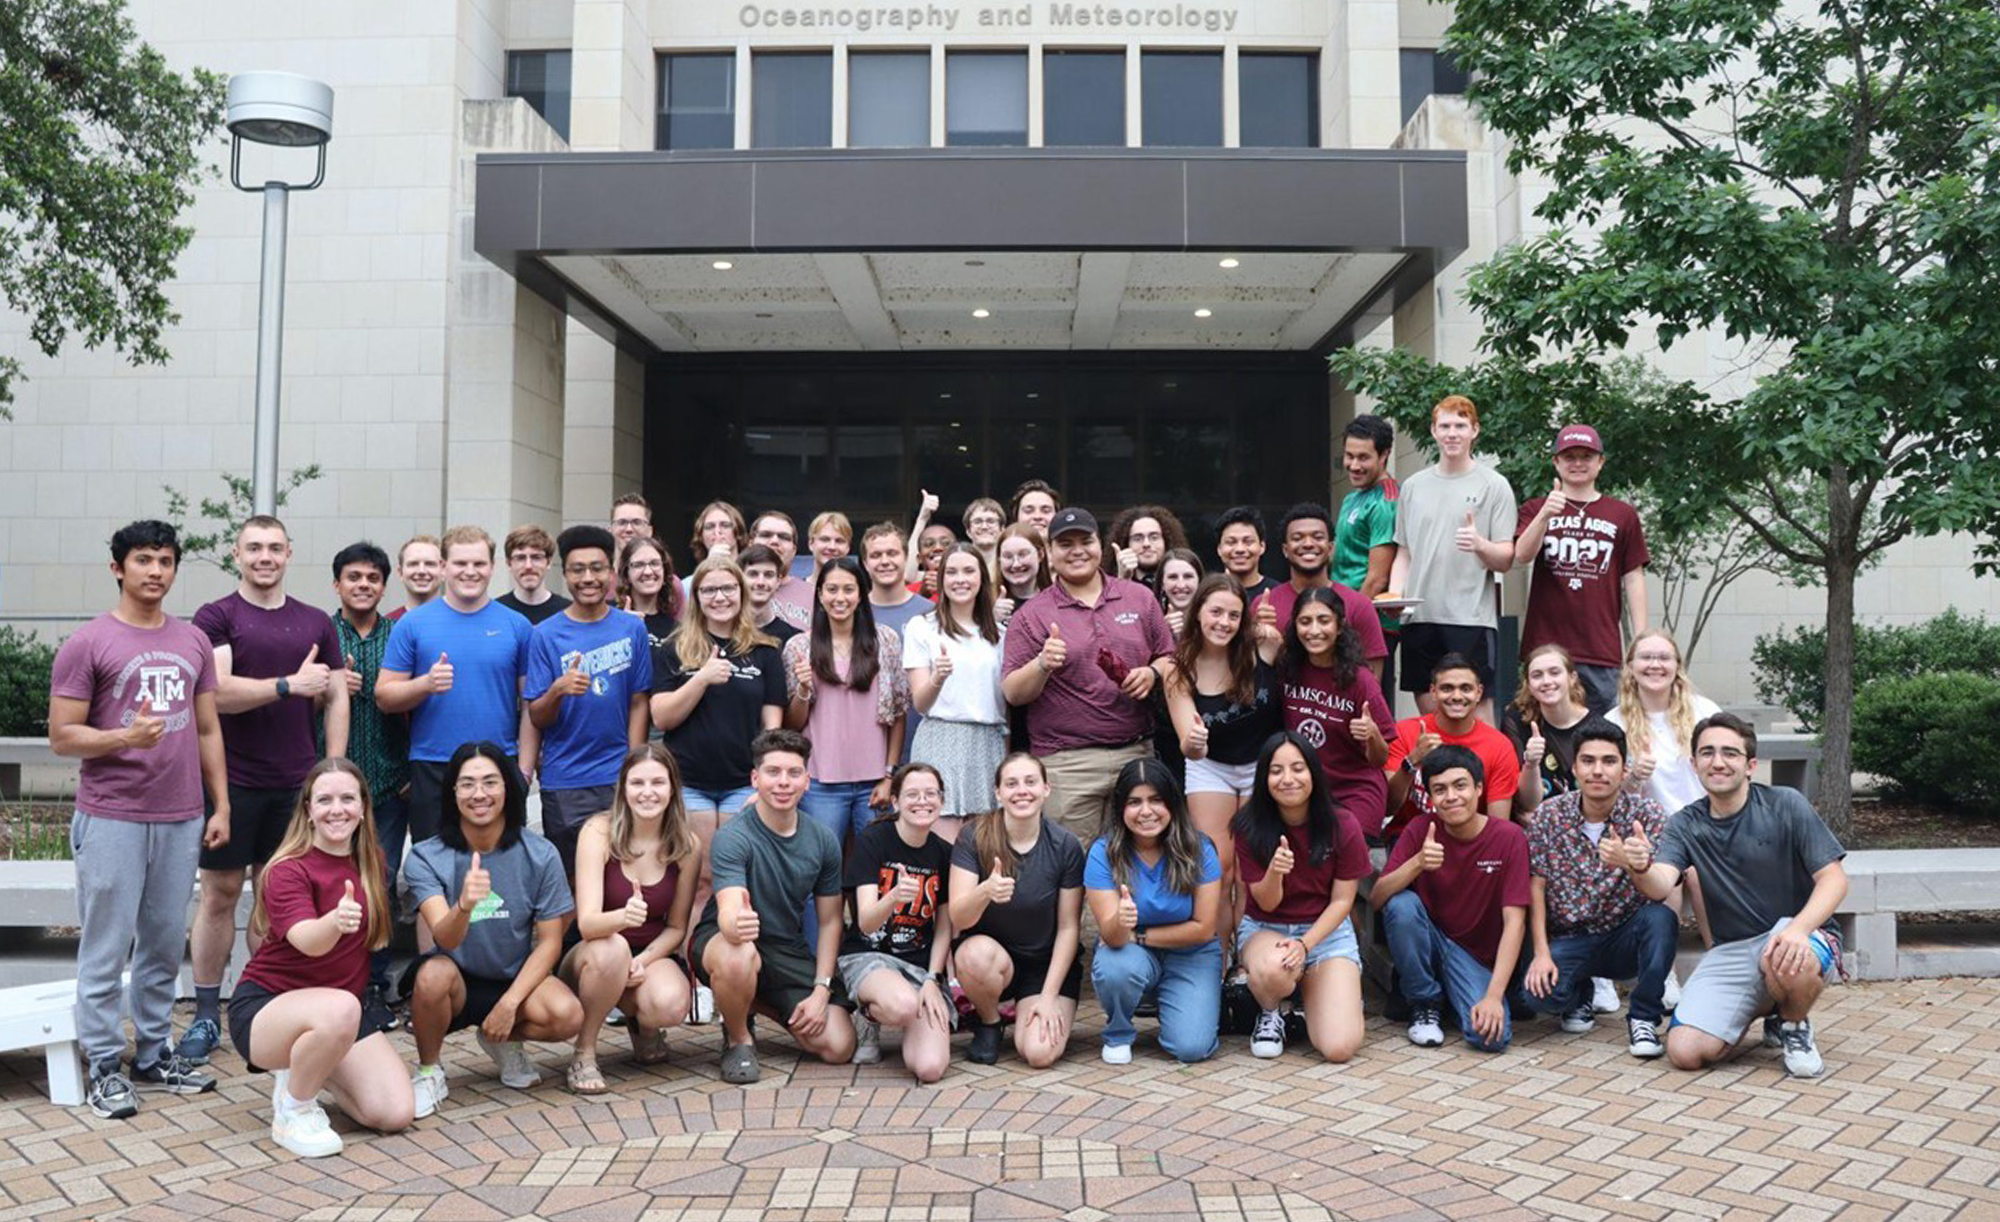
[1334,0,2000,836]
[162,466,322,577]
[0,0,225,414]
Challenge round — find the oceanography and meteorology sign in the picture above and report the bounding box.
[737,3,1243,33]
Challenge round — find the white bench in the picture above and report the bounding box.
[1838,849,2000,981]
[0,861,250,994]
[0,978,86,1106]
[0,736,64,800]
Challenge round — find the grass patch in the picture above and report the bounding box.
[0,803,71,861]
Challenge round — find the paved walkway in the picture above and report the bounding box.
[1,977,1996,1221]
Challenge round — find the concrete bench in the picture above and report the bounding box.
[0,978,87,1106]
[0,861,250,994]
[1838,849,2000,981]
[0,736,62,800]
[1759,731,1822,802]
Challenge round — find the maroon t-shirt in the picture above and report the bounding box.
[1001,576,1175,755]
[1280,664,1397,837]
[1260,580,1388,661]
[1238,812,1372,924]
[193,593,344,789]
[48,613,218,822]
[1384,814,1531,967]
[239,848,371,997]
[1517,493,1649,668]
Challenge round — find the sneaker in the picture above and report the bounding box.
[1762,1014,1784,1049]
[88,1067,138,1120]
[1249,1008,1287,1059]
[1101,1042,1132,1065]
[476,1033,542,1089]
[968,1019,1003,1065]
[1662,970,1682,1012]
[606,1005,626,1027]
[411,1066,448,1119]
[690,984,716,1025]
[364,985,401,1033]
[1407,1006,1445,1048]
[853,1014,882,1065]
[1591,977,1621,1014]
[1561,1004,1597,1034]
[720,1042,760,1085]
[133,1054,216,1095]
[174,1017,222,1065]
[271,1098,344,1158]
[1627,1018,1664,1059]
[1778,1020,1824,1078]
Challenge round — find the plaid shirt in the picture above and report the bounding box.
[1527,790,1667,937]
[321,612,410,800]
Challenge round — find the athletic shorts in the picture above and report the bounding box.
[200,785,299,871]
[954,937,1085,1004]
[1400,623,1498,693]
[398,953,524,1034]
[1671,918,1842,1045]
[689,926,855,1017]
[227,980,393,1073]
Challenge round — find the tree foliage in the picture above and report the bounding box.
[162,466,323,577]
[0,0,225,413]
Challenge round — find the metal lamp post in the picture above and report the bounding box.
[226,72,334,516]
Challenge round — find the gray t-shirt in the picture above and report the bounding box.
[1653,784,1845,944]
[1394,462,1518,629]
[405,834,574,980]
[699,804,843,951]
[949,818,1086,961]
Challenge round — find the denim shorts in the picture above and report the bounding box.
[1237,915,1362,970]
[682,784,756,817]
[1185,756,1259,797]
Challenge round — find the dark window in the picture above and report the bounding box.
[506,50,572,141]
[657,53,736,150]
[1044,51,1125,146]
[849,52,930,147]
[1399,48,1469,124]
[1239,53,1317,148]
[752,52,832,148]
[946,52,1028,146]
[1141,52,1223,147]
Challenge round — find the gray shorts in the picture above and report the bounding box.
[1672,917,1841,1045]
[838,950,931,1004]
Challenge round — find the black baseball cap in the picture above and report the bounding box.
[1047,507,1099,539]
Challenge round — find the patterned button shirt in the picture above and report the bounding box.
[1527,789,1668,937]
[322,612,410,800]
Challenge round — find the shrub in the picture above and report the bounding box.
[1851,672,2000,813]
[0,627,58,737]
[1752,609,2000,731]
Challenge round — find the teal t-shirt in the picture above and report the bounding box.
[1334,482,1398,628]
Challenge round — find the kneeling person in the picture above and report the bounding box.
[1373,746,1529,1052]
[1625,712,1847,1077]
[691,729,857,1084]
[404,742,583,1116]
[1520,719,1676,1058]
[841,764,956,1082]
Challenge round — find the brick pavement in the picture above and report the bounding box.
[1,977,1996,1221]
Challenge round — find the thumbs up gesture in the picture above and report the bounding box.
[332,879,364,934]
[1455,510,1483,554]
[1628,751,1658,788]
[291,643,332,697]
[342,653,362,696]
[1116,545,1139,578]
[709,538,734,562]
[124,689,166,750]
[1165,607,1185,638]
[1543,477,1569,521]
[791,652,816,699]
[555,651,591,696]
[698,643,733,686]
[1622,823,1654,873]
[458,850,490,913]
[920,488,940,517]
[994,596,1016,625]
[891,865,921,906]
[1252,593,1282,647]
[1038,624,1066,672]
[1184,719,1210,760]
[1349,707,1382,746]
[1269,837,1296,878]
[728,901,761,945]
[621,890,650,929]
[428,651,455,693]
[1115,883,1139,933]
[932,642,954,682]
[1419,822,1446,872]
[1411,722,1444,766]
[986,858,1016,904]
[1522,718,1547,768]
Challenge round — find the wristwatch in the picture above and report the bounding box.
[813,975,833,991]
[1135,928,1148,947]
[275,676,291,699]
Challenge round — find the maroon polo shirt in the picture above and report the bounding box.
[1002,575,1175,756]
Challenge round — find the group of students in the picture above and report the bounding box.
[47,391,1847,1161]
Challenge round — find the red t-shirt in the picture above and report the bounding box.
[1385,814,1531,967]
[1280,664,1397,837]
[1517,493,1649,668]
[1237,812,1373,924]
[1382,715,1520,839]
[238,848,371,998]
[1260,580,1388,661]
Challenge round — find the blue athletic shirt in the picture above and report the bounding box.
[523,609,654,789]
[1084,836,1221,932]
[383,599,533,762]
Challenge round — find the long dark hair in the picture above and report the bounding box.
[439,740,529,852]
[935,542,1001,644]
[1102,757,1209,896]
[1170,575,1258,707]
[1280,585,1363,689]
[809,555,879,691]
[1231,731,1339,868]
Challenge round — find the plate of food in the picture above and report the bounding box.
[1370,595,1424,612]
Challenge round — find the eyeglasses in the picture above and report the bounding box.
[627,560,665,574]
[612,516,650,529]
[755,529,795,543]
[1633,653,1677,664]
[564,563,611,577]
[697,585,738,600]
[1694,746,1748,761]
[454,777,506,794]
[899,789,943,803]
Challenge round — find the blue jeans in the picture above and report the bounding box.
[683,784,756,817]
[1524,903,1678,1025]
[1091,938,1224,1063]
[370,791,409,991]
[799,778,880,843]
[1381,890,1511,1051]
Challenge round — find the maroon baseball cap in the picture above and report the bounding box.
[1553,424,1603,454]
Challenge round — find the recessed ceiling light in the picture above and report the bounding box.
[939,392,953,400]
[965,259,986,267]
[1218,258,1239,269]
[972,308,990,318]
[754,312,773,319]
[1194,308,1213,318]
[712,259,733,270]
[1026,392,1039,399]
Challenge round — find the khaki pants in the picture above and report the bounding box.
[1041,741,1154,845]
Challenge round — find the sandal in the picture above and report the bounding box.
[631,1025,672,1066]
[566,1057,608,1095]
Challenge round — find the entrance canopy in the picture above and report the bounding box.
[473,148,1467,354]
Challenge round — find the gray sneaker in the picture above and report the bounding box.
[133,1054,217,1095]
[1778,1020,1824,1078]
[852,1014,882,1064]
[89,1067,138,1119]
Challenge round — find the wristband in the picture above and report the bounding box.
[812,975,833,991]
[276,676,292,699]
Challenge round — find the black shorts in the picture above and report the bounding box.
[226,981,394,1073]
[398,953,520,1033]
[1399,623,1498,694]
[689,924,854,1017]
[406,760,449,845]
[200,785,299,870]
[954,938,1085,1003]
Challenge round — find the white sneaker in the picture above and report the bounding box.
[1662,969,1682,1012]
[411,1066,448,1119]
[1249,1009,1287,1059]
[691,984,716,1025]
[853,1014,882,1064]
[271,1098,344,1159]
[1627,1018,1665,1059]
[1778,1020,1824,1078]
[1591,977,1621,1013]
[476,1033,542,1089]
[1407,1006,1445,1048]
[1101,1042,1133,1065]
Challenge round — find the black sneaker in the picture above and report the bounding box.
[133,1054,218,1095]
[364,984,401,1033]
[968,1019,1003,1065]
[89,1067,138,1119]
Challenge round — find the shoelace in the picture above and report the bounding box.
[1780,1025,1813,1053]
[1254,1012,1286,1039]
